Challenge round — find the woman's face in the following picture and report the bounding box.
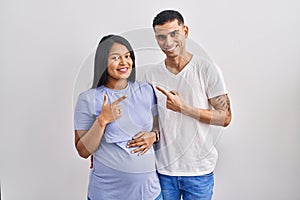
[106,42,133,83]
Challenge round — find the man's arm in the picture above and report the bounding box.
[182,94,231,127]
[156,86,232,127]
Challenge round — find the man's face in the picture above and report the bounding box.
[154,19,188,57]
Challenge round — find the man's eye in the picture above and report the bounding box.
[170,31,178,37]
[157,35,166,41]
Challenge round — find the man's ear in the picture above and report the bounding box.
[183,25,189,38]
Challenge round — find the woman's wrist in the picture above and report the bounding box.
[97,115,107,127]
[152,129,160,143]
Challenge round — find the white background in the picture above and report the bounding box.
[1,0,300,199]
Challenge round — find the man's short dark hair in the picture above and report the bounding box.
[152,10,184,28]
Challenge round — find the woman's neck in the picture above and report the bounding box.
[104,79,128,90]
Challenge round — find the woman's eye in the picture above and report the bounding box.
[111,56,119,60]
[125,54,131,59]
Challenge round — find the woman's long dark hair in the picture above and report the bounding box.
[92,35,136,88]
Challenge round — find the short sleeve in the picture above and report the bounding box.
[74,93,95,130]
[148,84,158,116]
[136,65,148,82]
[206,63,228,99]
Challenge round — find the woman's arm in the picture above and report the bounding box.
[74,94,127,158]
[74,119,106,159]
[127,116,159,156]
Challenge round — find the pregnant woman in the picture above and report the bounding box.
[74,35,162,200]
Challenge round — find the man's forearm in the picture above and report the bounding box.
[181,104,231,127]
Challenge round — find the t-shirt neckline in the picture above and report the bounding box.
[102,82,130,93]
[162,55,194,77]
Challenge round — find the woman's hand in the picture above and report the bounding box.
[97,94,127,126]
[127,131,156,156]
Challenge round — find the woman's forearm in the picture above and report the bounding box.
[75,118,106,158]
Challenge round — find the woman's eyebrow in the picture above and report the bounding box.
[109,51,130,56]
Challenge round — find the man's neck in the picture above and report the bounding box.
[165,51,193,74]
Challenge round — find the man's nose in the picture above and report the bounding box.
[165,35,173,46]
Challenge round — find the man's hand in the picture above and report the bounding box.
[156,86,186,113]
[127,131,156,156]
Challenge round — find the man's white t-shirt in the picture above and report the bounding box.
[137,55,228,176]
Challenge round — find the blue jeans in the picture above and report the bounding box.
[155,192,163,200]
[158,172,214,200]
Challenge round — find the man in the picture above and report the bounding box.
[134,10,232,200]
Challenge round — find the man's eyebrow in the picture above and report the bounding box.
[155,31,166,35]
[156,29,179,35]
[170,30,179,33]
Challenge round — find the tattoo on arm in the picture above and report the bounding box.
[207,94,232,126]
[214,95,231,112]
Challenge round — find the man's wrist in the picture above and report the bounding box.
[181,103,192,116]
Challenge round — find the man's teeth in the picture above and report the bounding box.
[166,46,176,51]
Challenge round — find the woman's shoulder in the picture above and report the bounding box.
[77,86,106,100]
[129,81,155,100]
[131,81,154,90]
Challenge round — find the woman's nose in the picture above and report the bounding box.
[119,56,126,65]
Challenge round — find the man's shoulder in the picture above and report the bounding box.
[190,55,211,65]
[189,55,219,72]
[138,62,163,72]
[136,61,164,81]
